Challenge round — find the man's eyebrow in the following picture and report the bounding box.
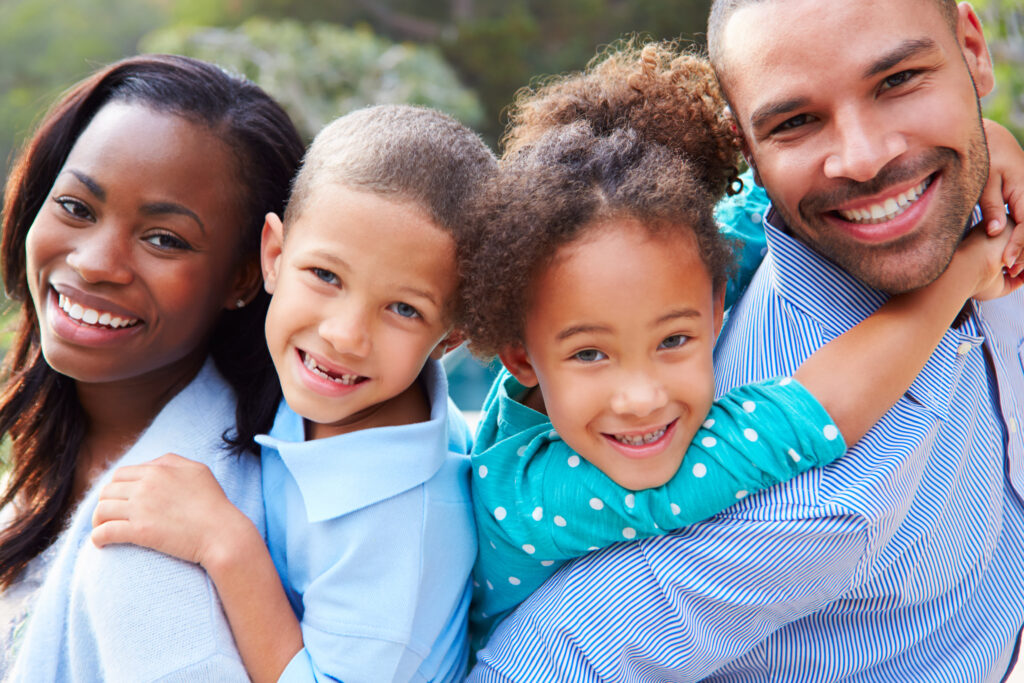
[140,202,206,234]
[63,170,105,201]
[864,38,938,79]
[750,97,809,134]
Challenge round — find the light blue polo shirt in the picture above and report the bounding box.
[257,359,476,682]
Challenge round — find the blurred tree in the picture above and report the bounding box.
[0,0,169,178]
[975,0,1024,140]
[141,18,484,140]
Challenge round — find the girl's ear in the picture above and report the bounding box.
[261,212,285,294]
[498,344,539,387]
[429,330,465,360]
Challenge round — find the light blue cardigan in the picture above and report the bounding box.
[9,361,264,682]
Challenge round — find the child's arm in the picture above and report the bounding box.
[91,453,301,683]
[979,119,1024,276]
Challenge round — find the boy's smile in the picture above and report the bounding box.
[261,185,459,440]
[502,219,724,491]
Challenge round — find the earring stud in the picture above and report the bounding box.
[235,298,246,309]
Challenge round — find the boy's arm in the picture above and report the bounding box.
[793,224,1020,445]
[91,453,302,683]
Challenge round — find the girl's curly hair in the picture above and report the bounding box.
[461,41,742,357]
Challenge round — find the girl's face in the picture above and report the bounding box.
[501,219,725,490]
[25,102,254,390]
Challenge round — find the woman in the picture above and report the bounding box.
[0,54,303,679]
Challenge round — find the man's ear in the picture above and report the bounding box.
[957,2,994,98]
[261,212,286,295]
[742,148,763,188]
[497,344,539,387]
[429,330,465,360]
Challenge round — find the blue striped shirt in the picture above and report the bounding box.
[470,206,1024,682]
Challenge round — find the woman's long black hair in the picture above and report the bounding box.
[0,54,304,587]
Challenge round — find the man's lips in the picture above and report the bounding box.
[831,176,932,225]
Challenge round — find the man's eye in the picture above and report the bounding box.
[53,196,93,221]
[388,302,421,319]
[311,267,339,285]
[882,70,917,91]
[774,113,812,133]
[572,348,607,363]
[659,334,689,350]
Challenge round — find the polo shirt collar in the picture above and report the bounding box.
[256,359,450,523]
[495,370,548,435]
[762,206,984,424]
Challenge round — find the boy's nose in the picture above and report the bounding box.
[319,307,372,359]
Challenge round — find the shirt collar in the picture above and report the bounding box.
[762,204,985,423]
[256,359,451,522]
[495,370,550,434]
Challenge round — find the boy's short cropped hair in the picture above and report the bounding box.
[285,104,496,247]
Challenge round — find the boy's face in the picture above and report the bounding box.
[261,185,458,439]
[501,220,724,490]
[719,0,993,293]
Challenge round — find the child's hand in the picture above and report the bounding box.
[980,119,1024,276]
[950,224,1023,301]
[91,453,251,569]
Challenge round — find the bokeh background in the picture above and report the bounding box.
[1,0,1021,411]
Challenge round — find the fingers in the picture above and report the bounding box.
[91,498,132,531]
[90,520,136,548]
[1004,224,1024,277]
[979,173,1007,236]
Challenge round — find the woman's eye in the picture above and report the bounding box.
[659,334,689,350]
[53,196,93,221]
[143,232,191,251]
[572,348,607,363]
[311,267,339,285]
[388,302,421,319]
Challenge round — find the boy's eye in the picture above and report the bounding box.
[53,196,93,221]
[311,267,339,285]
[388,302,421,319]
[572,348,607,363]
[142,232,192,251]
[659,334,689,350]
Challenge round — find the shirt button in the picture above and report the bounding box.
[956,341,973,356]
[1009,417,1019,435]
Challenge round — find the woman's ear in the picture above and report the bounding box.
[261,212,285,294]
[224,257,263,310]
[429,330,465,360]
[498,344,539,387]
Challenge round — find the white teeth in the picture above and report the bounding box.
[302,352,362,385]
[837,177,931,224]
[613,426,667,446]
[57,293,139,329]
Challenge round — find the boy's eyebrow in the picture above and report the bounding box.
[398,286,439,307]
[63,170,106,201]
[556,324,612,341]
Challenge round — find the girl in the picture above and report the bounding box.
[0,54,303,680]
[460,42,1023,648]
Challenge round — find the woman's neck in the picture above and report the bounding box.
[71,353,206,500]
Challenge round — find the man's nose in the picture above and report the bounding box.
[823,105,908,183]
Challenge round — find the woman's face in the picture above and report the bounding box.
[25,102,253,389]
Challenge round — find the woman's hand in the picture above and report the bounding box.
[91,452,255,571]
[979,119,1024,277]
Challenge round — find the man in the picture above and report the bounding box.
[470,1,1024,680]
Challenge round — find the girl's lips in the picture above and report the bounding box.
[602,418,679,459]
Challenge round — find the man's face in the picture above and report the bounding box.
[719,0,994,293]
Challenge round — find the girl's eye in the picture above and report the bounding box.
[143,232,191,251]
[659,334,689,350]
[53,196,93,221]
[311,267,339,285]
[388,302,421,319]
[572,348,607,363]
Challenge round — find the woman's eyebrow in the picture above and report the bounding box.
[140,202,206,234]
[63,169,105,201]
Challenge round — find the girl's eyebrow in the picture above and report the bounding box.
[556,324,611,341]
[656,309,701,325]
